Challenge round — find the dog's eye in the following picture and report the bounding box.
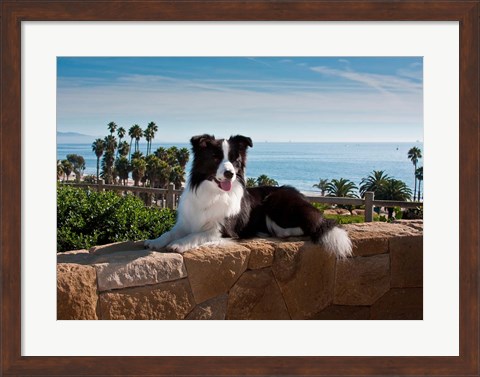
[233,160,241,168]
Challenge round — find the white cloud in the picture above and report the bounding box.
[310,66,422,94]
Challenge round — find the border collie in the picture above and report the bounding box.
[145,134,352,258]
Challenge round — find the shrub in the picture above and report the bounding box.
[57,185,176,252]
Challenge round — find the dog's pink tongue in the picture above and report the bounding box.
[220,180,232,191]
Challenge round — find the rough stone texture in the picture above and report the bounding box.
[94,251,187,291]
[186,294,229,320]
[344,222,422,237]
[312,305,371,320]
[57,222,423,320]
[226,269,290,320]
[351,237,389,257]
[239,239,276,269]
[334,254,390,306]
[324,209,351,216]
[184,243,250,304]
[272,242,336,319]
[89,240,145,254]
[370,288,423,320]
[390,235,423,288]
[57,263,98,320]
[99,278,195,320]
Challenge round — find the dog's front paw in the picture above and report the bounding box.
[145,236,169,251]
[166,241,191,254]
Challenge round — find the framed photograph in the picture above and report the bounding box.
[1,1,478,376]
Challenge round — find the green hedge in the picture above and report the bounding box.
[57,185,175,252]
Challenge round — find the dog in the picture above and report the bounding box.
[145,134,352,258]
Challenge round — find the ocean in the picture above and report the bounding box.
[57,142,423,195]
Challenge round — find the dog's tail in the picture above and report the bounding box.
[310,218,352,259]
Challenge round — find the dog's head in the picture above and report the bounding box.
[189,134,253,192]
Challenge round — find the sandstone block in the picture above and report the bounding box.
[370,288,423,320]
[57,263,98,320]
[334,254,390,306]
[344,222,422,238]
[351,237,389,257]
[390,235,423,288]
[239,239,276,269]
[186,294,229,320]
[99,278,195,320]
[95,251,187,291]
[226,269,290,320]
[312,305,370,320]
[272,241,336,319]
[184,244,250,304]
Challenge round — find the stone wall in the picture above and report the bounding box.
[57,221,423,320]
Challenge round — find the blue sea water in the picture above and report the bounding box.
[57,142,423,195]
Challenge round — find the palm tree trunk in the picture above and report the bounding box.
[96,157,100,182]
[418,181,422,201]
[413,163,417,201]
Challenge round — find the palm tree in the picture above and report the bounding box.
[415,166,423,201]
[145,121,158,155]
[312,178,329,196]
[92,138,105,182]
[408,147,422,201]
[256,174,279,187]
[176,148,190,169]
[169,166,186,189]
[359,170,391,197]
[107,121,117,136]
[104,134,117,153]
[115,156,131,186]
[131,158,147,186]
[326,178,358,198]
[118,141,130,157]
[128,124,143,157]
[101,150,115,184]
[116,127,126,157]
[246,177,257,188]
[376,178,412,219]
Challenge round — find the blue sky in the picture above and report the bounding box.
[57,57,423,142]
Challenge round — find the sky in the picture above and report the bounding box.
[57,57,423,143]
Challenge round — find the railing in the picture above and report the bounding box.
[61,181,422,222]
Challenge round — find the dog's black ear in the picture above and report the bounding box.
[229,135,253,149]
[190,134,215,149]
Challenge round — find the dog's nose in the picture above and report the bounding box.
[224,170,234,179]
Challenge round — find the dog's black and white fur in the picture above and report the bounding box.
[145,134,352,258]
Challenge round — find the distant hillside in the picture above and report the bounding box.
[57,131,97,144]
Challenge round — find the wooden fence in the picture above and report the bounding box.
[61,181,423,222]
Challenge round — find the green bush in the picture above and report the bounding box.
[57,185,176,252]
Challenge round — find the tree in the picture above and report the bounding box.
[116,126,126,157]
[66,154,86,183]
[118,141,130,157]
[312,178,329,196]
[408,146,422,201]
[246,177,257,188]
[326,178,358,198]
[104,134,118,153]
[115,156,131,186]
[61,160,73,182]
[176,148,190,169]
[92,138,105,182]
[145,121,158,155]
[57,160,64,181]
[359,170,391,197]
[415,166,423,201]
[256,174,279,187]
[131,158,147,186]
[107,121,117,136]
[101,150,115,184]
[376,178,412,219]
[128,124,143,155]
